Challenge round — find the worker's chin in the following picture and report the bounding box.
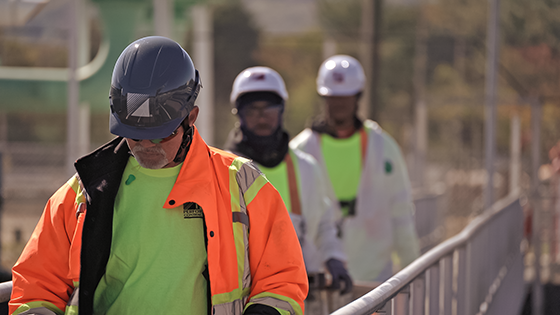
[132,148,169,169]
[252,128,274,137]
[135,157,169,169]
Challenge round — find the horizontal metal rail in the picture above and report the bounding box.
[0,194,525,313]
[331,191,525,315]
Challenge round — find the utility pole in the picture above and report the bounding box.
[153,0,173,38]
[531,96,543,315]
[509,114,520,193]
[66,0,91,176]
[413,5,428,189]
[66,0,80,176]
[359,0,382,121]
[192,5,214,145]
[483,0,500,211]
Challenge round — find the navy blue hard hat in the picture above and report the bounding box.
[109,36,202,140]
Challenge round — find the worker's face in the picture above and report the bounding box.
[126,107,199,169]
[324,95,358,124]
[240,100,282,137]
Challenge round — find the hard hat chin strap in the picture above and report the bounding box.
[173,120,194,164]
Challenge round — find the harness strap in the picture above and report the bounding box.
[360,127,368,165]
[285,152,301,215]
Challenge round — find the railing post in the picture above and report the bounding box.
[377,300,391,314]
[392,288,409,315]
[440,255,453,315]
[466,241,476,315]
[455,247,467,315]
[411,275,425,314]
[427,264,440,315]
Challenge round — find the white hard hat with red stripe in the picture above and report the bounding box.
[230,66,288,105]
[316,55,366,97]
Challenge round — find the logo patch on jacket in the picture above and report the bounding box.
[385,160,393,174]
[183,202,203,219]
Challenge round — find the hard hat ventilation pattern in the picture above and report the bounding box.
[111,78,199,129]
[109,36,202,140]
[127,93,151,117]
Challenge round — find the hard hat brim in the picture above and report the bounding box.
[110,114,184,140]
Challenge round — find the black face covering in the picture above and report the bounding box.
[224,125,290,168]
[224,91,289,167]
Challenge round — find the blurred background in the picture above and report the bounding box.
[0,0,560,309]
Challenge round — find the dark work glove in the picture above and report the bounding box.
[326,258,353,295]
[244,304,281,315]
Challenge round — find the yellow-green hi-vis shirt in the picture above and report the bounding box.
[93,157,207,315]
[259,162,293,213]
[321,132,362,216]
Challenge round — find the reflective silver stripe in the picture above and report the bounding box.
[236,162,262,193]
[67,287,79,307]
[232,212,249,228]
[235,161,261,292]
[214,297,248,315]
[15,307,59,315]
[249,297,296,315]
[237,187,248,220]
[236,189,252,291]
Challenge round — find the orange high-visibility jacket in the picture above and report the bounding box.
[10,127,308,315]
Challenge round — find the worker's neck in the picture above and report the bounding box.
[329,119,356,139]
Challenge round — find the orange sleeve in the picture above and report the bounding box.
[246,182,308,312]
[9,182,79,314]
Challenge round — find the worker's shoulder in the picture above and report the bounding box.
[211,145,259,164]
[290,146,318,165]
[364,119,403,155]
[208,145,263,174]
[289,147,328,184]
[209,145,239,161]
[289,128,314,149]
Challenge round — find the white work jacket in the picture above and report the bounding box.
[290,120,420,281]
[284,148,346,273]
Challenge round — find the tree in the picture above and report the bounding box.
[211,1,260,146]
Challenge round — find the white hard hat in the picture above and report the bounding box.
[230,66,289,104]
[316,55,366,96]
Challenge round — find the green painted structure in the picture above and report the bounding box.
[0,0,204,114]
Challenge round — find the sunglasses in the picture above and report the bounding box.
[241,104,283,119]
[131,128,180,144]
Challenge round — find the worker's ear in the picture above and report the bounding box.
[188,106,199,127]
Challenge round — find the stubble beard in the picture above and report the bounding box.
[131,145,170,169]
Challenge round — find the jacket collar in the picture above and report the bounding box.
[75,137,130,195]
[76,128,216,211]
[164,126,215,209]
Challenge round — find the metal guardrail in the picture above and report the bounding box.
[0,194,524,314]
[0,281,11,303]
[331,192,525,315]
